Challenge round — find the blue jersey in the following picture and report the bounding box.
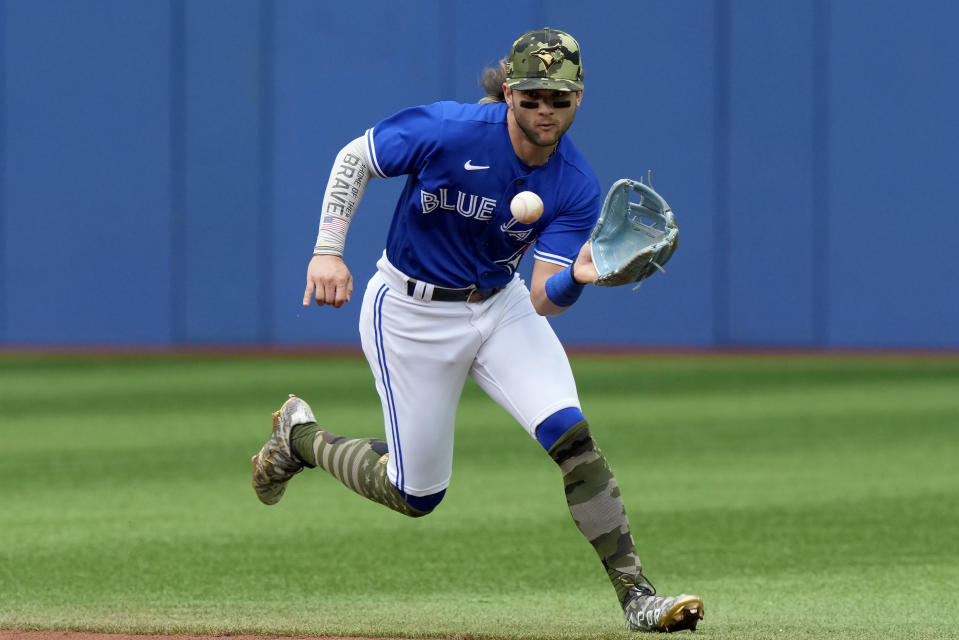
[365,101,601,289]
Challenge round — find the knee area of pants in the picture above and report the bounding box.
[536,407,587,451]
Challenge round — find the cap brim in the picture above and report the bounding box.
[507,77,583,92]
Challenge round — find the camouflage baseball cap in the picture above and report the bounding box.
[505,27,584,92]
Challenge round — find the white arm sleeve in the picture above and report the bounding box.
[313,135,377,256]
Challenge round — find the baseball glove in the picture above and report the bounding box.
[589,177,679,287]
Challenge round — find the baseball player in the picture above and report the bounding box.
[252,28,704,633]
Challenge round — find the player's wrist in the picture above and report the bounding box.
[313,246,344,258]
[545,265,586,307]
[570,261,588,285]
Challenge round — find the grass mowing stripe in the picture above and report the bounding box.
[1,353,957,639]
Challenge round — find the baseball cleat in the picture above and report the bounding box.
[623,586,704,633]
[251,394,316,505]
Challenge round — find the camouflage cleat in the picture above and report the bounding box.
[251,394,316,505]
[623,585,704,633]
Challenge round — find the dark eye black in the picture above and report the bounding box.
[517,92,573,109]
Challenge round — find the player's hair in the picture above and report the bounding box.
[478,58,507,103]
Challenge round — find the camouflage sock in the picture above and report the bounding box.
[547,421,647,604]
[289,423,426,518]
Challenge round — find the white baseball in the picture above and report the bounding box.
[510,191,544,224]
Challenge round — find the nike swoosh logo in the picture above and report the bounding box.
[464,160,490,171]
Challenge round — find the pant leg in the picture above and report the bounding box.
[467,280,581,437]
[359,271,481,496]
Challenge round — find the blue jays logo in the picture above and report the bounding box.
[495,218,535,275]
[531,44,565,71]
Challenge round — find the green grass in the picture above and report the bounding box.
[1,352,957,639]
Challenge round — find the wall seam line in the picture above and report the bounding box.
[170,0,186,344]
[712,0,731,345]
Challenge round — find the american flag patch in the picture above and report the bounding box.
[320,215,349,234]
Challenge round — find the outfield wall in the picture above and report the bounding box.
[1,0,956,348]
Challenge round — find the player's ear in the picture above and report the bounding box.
[575,89,584,107]
[502,83,513,108]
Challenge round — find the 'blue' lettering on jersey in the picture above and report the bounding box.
[421,189,497,220]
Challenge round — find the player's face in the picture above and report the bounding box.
[507,88,582,148]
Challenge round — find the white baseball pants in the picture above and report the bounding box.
[358,253,581,497]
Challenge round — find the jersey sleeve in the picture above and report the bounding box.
[364,103,445,178]
[533,177,602,268]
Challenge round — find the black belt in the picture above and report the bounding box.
[406,280,505,303]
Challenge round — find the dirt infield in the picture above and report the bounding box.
[0,633,421,640]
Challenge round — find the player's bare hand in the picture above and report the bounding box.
[572,241,599,284]
[303,254,354,308]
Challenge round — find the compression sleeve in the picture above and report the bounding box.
[313,136,377,256]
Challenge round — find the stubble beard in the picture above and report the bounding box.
[516,116,572,149]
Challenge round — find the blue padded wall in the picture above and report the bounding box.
[1,0,956,347]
